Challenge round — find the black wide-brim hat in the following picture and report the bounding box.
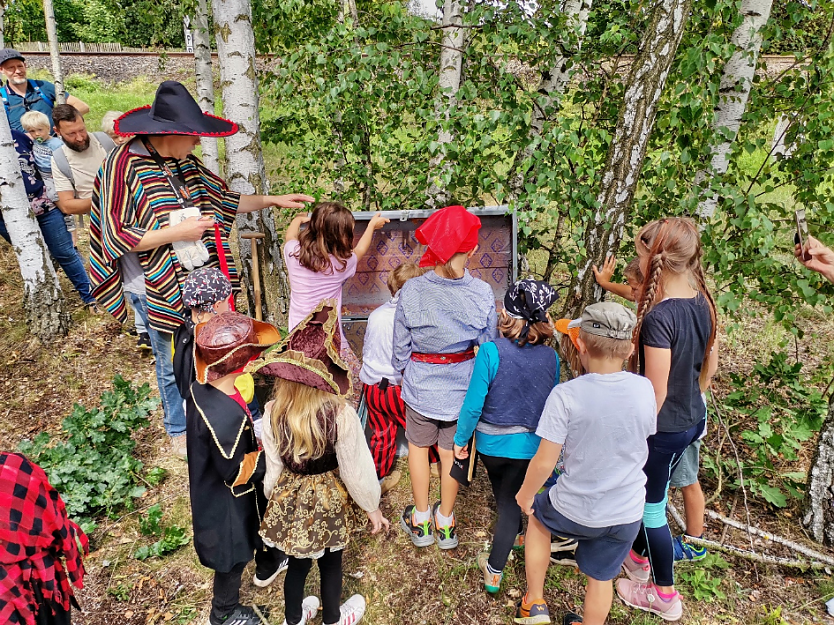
[115,80,238,137]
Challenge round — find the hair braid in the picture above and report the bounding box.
[629,253,664,372]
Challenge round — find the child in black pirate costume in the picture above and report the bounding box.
[247,300,389,625]
[189,311,288,625]
[173,267,264,433]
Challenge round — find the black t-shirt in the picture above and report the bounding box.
[639,294,711,433]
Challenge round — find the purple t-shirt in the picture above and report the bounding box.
[283,239,357,340]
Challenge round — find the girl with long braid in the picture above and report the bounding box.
[616,218,719,621]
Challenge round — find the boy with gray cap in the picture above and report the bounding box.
[514,302,657,625]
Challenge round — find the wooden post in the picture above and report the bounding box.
[240,232,265,321]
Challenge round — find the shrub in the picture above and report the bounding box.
[18,375,159,531]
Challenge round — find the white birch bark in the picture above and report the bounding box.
[509,0,593,202]
[565,0,693,317]
[213,0,289,324]
[427,0,464,207]
[0,2,5,49]
[193,0,220,175]
[337,0,358,23]
[695,0,774,220]
[42,0,65,104]
[804,400,834,545]
[0,114,68,339]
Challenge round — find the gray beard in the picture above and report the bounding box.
[9,77,27,86]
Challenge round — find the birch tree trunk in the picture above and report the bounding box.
[508,0,593,202]
[563,0,692,317]
[0,2,5,49]
[193,0,220,175]
[213,0,289,325]
[426,0,464,207]
[42,0,65,104]
[694,0,773,220]
[0,115,68,339]
[803,398,834,545]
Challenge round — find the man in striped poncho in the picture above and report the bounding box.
[89,81,312,457]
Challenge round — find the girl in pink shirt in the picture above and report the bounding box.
[284,201,388,399]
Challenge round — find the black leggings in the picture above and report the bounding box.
[212,547,284,619]
[480,454,529,571]
[631,419,705,587]
[284,549,343,625]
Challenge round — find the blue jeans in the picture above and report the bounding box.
[129,292,186,437]
[0,208,95,304]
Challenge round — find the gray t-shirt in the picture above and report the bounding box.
[120,252,146,295]
[537,371,657,528]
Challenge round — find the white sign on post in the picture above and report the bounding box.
[183,16,194,53]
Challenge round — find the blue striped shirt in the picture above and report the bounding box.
[392,270,498,421]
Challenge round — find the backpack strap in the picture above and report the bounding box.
[93,131,116,153]
[52,146,75,192]
[0,85,9,115]
[30,80,55,107]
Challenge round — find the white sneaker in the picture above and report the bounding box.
[330,594,365,625]
[282,596,320,625]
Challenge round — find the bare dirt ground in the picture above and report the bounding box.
[2,237,834,625]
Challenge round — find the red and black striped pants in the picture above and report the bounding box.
[363,382,438,478]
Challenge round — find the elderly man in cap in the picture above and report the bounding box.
[89,80,313,457]
[0,48,89,132]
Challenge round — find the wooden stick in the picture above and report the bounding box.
[467,437,477,483]
[668,502,834,568]
[240,232,265,321]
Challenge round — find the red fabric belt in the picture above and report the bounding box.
[411,349,475,364]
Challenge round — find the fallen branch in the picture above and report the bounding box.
[668,503,834,570]
[705,508,834,568]
[252,604,273,625]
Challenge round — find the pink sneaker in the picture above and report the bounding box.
[616,579,683,622]
[621,552,651,583]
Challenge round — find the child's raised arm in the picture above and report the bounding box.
[353,212,390,261]
[285,213,311,242]
[593,255,635,301]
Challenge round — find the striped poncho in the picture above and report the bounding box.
[89,139,241,333]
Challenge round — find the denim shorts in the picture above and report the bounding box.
[533,491,641,581]
[670,439,701,488]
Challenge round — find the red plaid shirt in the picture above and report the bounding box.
[0,453,88,625]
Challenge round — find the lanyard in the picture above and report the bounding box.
[142,137,237,311]
[141,137,196,210]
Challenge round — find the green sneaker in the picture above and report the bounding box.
[400,505,434,547]
[432,501,459,549]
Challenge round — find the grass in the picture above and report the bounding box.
[3,71,834,625]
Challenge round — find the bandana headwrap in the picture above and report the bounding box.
[182,267,232,313]
[415,205,482,268]
[504,278,559,328]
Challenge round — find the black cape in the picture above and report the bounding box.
[187,381,266,573]
[173,318,196,399]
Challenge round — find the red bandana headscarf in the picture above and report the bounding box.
[415,205,482,268]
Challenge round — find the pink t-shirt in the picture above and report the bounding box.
[283,239,358,340]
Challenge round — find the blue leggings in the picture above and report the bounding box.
[631,418,704,587]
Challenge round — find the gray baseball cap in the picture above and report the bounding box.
[0,49,25,67]
[568,302,636,340]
